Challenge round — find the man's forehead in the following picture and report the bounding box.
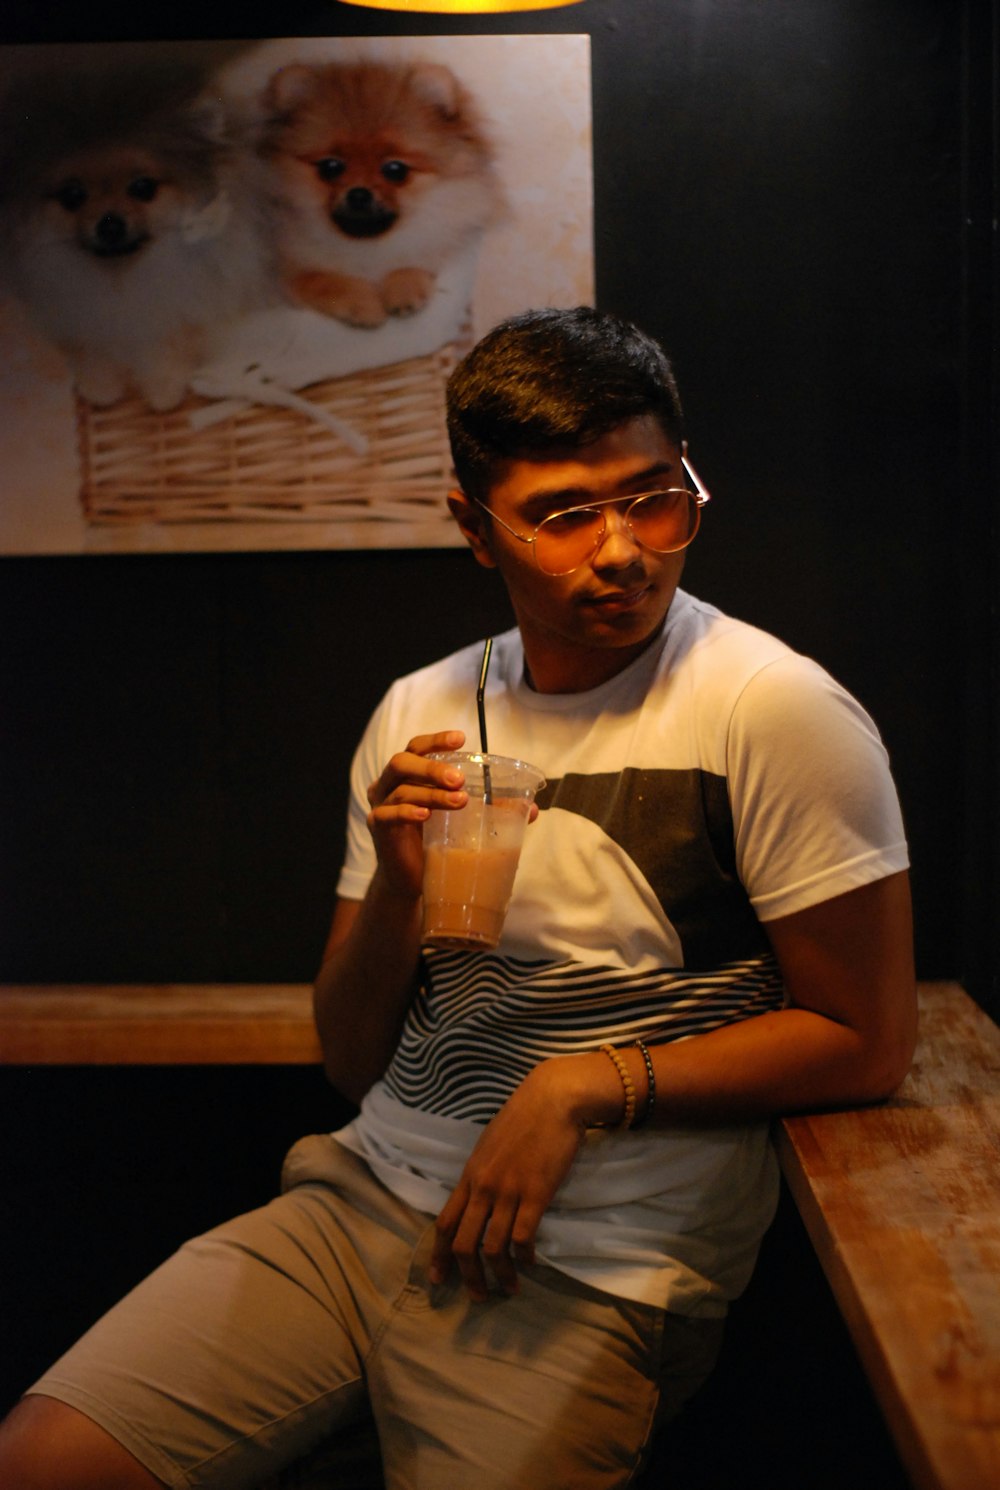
[486,416,681,506]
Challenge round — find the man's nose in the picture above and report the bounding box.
[592,506,642,566]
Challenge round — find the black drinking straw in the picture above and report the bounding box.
[477,637,493,803]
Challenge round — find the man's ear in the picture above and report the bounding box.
[447,489,497,569]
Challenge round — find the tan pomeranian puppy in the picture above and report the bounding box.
[0,59,276,410]
[259,59,503,328]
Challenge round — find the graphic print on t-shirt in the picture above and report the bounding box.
[384,944,784,1122]
[382,764,783,1123]
[536,767,769,969]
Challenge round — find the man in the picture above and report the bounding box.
[0,307,915,1490]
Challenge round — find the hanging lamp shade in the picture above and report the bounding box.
[339,1,585,12]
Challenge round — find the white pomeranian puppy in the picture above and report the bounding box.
[258,59,504,329]
[0,59,277,410]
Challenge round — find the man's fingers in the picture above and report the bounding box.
[510,1204,540,1271]
[449,1198,494,1302]
[406,730,466,757]
[429,1185,468,1288]
[432,1190,541,1302]
[433,1189,518,1303]
[480,1203,522,1296]
[367,735,468,812]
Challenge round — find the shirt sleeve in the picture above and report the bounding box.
[334,696,390,903]
[726,656,910,921]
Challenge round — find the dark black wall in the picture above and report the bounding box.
[2,0,994,1004]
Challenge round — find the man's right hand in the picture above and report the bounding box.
[365,729,469,899]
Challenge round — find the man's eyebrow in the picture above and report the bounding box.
[516,461,678,515]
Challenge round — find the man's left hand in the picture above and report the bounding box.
[428,1060,591,1302]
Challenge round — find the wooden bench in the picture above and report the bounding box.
[0,982,322,1065]
[2,978,997,1490]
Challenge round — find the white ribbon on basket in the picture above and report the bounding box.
[185,250,479,458]
[189,364,369,455]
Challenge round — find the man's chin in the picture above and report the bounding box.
[578,593,670,644]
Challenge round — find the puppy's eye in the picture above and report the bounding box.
[381,160,411,184]
[52,179,87,212]
[127,177,159,202]
[315,158,345,183]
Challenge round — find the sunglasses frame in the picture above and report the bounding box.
[476,457,712,576]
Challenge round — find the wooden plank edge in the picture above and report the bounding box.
[0,1022,324,1065]
[774,1123,947,1490]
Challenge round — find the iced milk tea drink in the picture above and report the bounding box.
[421,752,545,951]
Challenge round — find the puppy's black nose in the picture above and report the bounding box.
[95,213,129,248]
[332,189,397,238]
[345,187,374,212]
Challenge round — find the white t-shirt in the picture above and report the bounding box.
[333,591,909,1315]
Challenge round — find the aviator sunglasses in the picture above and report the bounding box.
[476,457,711,576]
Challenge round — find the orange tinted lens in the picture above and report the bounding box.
[629,490,698,552]
[534,508,604,574]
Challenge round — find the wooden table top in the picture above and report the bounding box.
[776,981,1000,1490]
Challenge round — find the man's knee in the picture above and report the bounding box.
[0,1394,165,1490]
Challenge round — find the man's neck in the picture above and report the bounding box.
[521,622,668,694]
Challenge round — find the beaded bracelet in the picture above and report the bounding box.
[600,1043,637,1131]
[631,1039,656,1129]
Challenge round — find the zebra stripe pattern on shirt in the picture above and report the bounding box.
[381,950,785,1123]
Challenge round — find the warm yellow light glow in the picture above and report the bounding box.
[339,0,584,12]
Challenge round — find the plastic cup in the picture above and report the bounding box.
[421,751,546,951]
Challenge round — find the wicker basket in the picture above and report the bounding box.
[76,340,463,533]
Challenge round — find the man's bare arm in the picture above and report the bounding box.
[314,890,422,1101]
[313,728,468,1100]
[624,866,917,1121]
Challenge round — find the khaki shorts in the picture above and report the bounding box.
[29,1136,723,1490]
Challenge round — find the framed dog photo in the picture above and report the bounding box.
[0,34,593,555]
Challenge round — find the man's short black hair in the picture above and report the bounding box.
[446,306,685,502]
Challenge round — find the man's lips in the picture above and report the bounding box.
[580,585,652,612]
